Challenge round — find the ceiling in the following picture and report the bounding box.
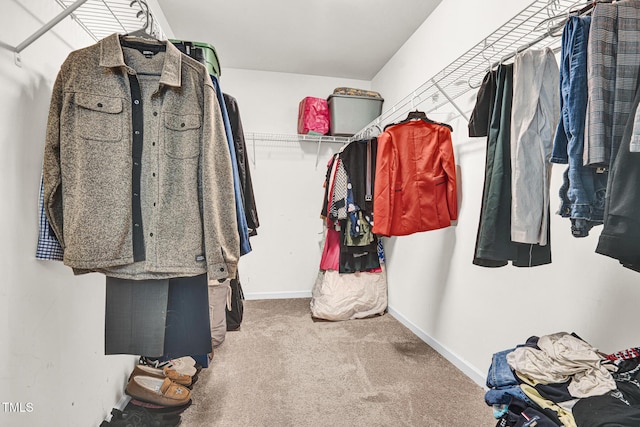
[155,0,442,80]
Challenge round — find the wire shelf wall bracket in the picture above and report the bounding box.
[10,0,89,67]
[7,0,164,67]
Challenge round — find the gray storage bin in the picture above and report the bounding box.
[327,94,384,136]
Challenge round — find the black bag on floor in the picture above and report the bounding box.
[226,276,244,331]
[496,398,562,427]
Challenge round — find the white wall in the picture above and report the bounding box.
[0,2,136,426]
[218,69,371,298]
[371,0,640,385]
[4,1,637,424]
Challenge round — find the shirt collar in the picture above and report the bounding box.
[99,33,182,88]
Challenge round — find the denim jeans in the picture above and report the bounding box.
[551,16,608,237]
[485,349,533,406]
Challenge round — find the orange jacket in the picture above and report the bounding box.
[372,120,457,237]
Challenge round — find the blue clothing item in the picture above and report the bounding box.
[377,240,385,264]
[211,75,251,256]
[485,348,533,406]
[484,386,532,406]
[550,16,607,237]
[36,174,64,261]
[486,348,519,389]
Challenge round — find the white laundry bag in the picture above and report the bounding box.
[310,265,387,321]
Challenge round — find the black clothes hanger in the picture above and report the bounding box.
[384,109,453,132]
[406,110,427,120]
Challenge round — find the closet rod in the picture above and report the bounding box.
[14,0,89,54]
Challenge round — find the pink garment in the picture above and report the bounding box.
[319,222,340,271]
[319,221,382,273]
[298,97,330,135]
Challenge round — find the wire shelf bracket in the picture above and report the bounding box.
[8,0,164,67]
[11,0,89,67]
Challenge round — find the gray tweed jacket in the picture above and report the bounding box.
[43,33,239,280]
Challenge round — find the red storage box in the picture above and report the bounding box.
[297,97,330,135]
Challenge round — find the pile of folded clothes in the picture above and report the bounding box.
[101,356,201,427]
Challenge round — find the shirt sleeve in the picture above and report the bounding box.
[201,80,240,280]
[43,65,66,249]
[439,126,458,221]
[372,130,394,236]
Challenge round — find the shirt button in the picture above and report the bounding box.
[97,103,103,108]
[153,112,158,116]
[134,162,139,166]
[134,223,140,227]
[152,173,156,177]
[133,193,138,197]
[152,142,156,146]
[180,123,185,127]
[134,130,140,135]
[219,267,225,272]
[134,99,140,105]
[150,233,154,237]
[153,202,156,206]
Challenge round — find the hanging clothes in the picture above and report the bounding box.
[339,138,377,217]
[173,39,258,246]
[468,70,498,138]
[223,93,260,236]
[373,119,457,237]
[313,140,386,321]
[595,72,640,271]
[35,173,64,261]
[319,150,381,274]
[105,277,169,356]
[319,224,341,271]
[43,33,239,280]
[472,64,551,268]
[338,224,380,273]
[585,0,640,168]
[211,75,251,256]
[551,16,608,238]
[331,158,349,221]
[105,274,212,358]
[510,48,559,246]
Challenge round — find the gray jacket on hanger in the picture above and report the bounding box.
[43,33,239,281]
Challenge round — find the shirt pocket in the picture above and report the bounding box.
[74,93,123,142]
[163,113,202,159]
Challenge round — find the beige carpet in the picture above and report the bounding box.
[180,298,496,427]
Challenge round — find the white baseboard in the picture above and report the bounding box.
[114,395,130,411]
[387,306,487,388]
[103,395,130,423]
[244,291,312,300]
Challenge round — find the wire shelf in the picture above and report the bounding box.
[29,0,579,149]
[55,0,165,42]
[353,0,584,138]
[245,132,351,145]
